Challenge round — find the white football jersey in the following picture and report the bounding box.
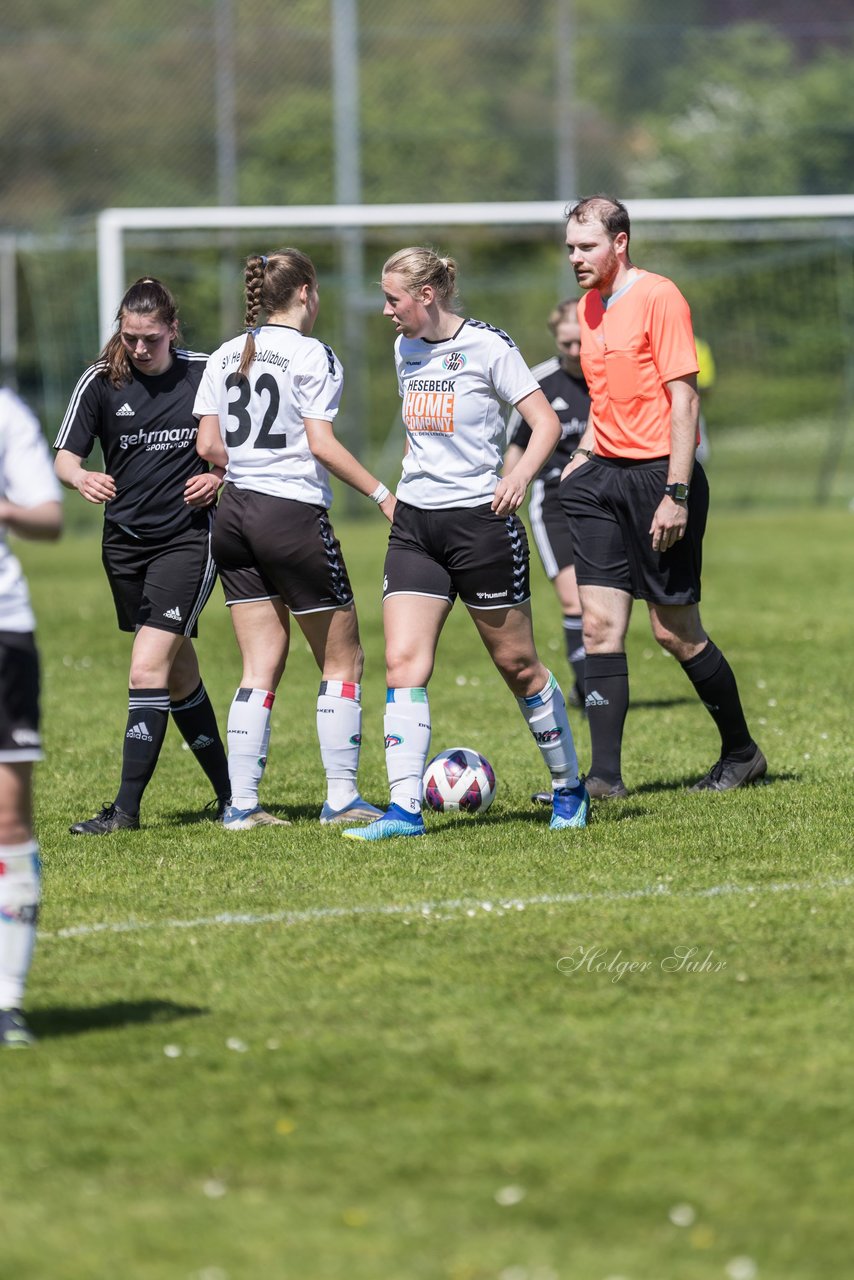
[0,388,62,632]
[193,324,343,506]
[393,318,539,509]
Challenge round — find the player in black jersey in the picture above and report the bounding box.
[505,300,590,715]
[54,278,231,834]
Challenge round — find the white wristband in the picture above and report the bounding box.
[370,483,390,504]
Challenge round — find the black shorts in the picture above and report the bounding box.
[212,484,354,614]
[383,501,530,610]
[0,632,42,762]
[559,456,709,605]
[528,476,575,579]
[102,513,217,636]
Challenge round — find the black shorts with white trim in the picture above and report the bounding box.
[0,631,42,762]
[101,511,217,636]
[528,476,575,580]
[383,500,530,610]
[212,485,354,613]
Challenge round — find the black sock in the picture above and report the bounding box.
[170,681,231,801]
[584,653,629,783]
[563,613,585,695]
[680,641,753,757]
[115,688,170,815]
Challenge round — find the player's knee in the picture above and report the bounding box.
[493,651,538,695]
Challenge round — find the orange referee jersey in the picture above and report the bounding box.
[578,271,699,458]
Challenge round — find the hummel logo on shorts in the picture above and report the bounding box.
[164,606,183,621]
[585,689,609,707]
[116,403,135,417]
[127,721,153,741]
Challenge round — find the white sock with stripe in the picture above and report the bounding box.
[0,842,40,1009]
[317,680,362,810]
[227,687,275,810]
[384,688,431,814]
[516,672,580,789]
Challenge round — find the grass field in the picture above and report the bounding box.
[4,490,853,1279]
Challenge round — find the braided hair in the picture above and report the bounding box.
[238,248,317,377]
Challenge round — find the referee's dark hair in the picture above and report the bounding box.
[99,278,181,388]
[565,195,631,248]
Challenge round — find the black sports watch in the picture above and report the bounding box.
[664,481,690,503]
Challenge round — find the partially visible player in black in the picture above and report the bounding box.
[54,278,231,834]
[505,299,589,709]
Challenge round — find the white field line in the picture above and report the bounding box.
[39,875,854,943]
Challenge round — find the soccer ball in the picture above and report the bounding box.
[422,747,497,814]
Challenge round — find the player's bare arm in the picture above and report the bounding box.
[54,448,116,505]
[304,418,396,522]
[0,498,63,540]
[649,376,699,553]
[493,389,560,515]
[195,415,228,469]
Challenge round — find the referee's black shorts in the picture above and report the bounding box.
[559,455,709,605]
[0,631,42,762]
[102,512,217,636]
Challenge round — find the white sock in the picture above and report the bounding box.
[516,672,580,789]
[227,687,274,810]
[0,841,40,1009]
[317,679,361,810]
[385,687,431,814]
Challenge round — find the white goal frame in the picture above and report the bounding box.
[96,195,854,346]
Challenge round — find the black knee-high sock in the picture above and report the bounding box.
[563,613,586,695]
[170,681,231,801]
[680,640,753,756]
[115,688,170,815]
[584,653,629,783]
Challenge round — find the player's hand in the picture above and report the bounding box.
[76,470,116,505]
[650,496,689,553]
[378,492,397,524]
[491,472,528,516]
[560,453,590,482]
[184,472,222,507]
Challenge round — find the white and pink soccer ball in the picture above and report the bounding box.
[422,747,497,814]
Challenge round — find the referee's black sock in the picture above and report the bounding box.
[563,613,586,696]
[170,681,231,802]
[115,688,170,816]
[584,653,629,784]
[680,641,753,757]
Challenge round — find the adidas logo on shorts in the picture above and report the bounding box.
[585,689,609,708]
[127,721,153,741]
[116,403,135,417]
[164,606,183,621]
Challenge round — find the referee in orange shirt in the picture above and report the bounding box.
[559,196,765,797]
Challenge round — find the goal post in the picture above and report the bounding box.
[91,194,854,508]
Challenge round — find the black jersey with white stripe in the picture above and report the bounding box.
[506,357,590,481]
[54,351,209,537]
